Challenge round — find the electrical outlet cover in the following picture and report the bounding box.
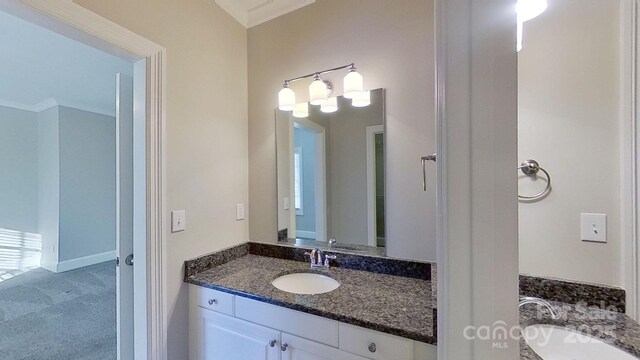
[171,210,186,232]
[581,213,606,243]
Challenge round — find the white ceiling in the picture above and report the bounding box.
[0,11,133,116]
[215,0,315,28]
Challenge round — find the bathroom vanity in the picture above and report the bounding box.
[184,242,437,360]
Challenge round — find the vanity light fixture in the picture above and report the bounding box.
[352,90,371,107]
[321,97,338,113]
[292,102,309,118]
[278,63,369,111]
[278,81,296,111]
[343,64,363,99]
[309,74,330,105]
[516,0,548,52]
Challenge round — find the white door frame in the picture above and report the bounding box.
[0,1,167,359]
[291,117,327,242]
[366,125,384,247]
[622,0,640,320]
[436,0,519,358]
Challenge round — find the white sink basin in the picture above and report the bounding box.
[523,324,638,359]
[271,272,340,295]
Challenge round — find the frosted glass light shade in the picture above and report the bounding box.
[516,0,547,23]
[343,70,363,99]
[292,102,309,118]
[309,78,328,105]
[352,91,370,107]
[278,87,296,111]
[321,97,338,113]
[517,21,524,52]
[516,0,546,52]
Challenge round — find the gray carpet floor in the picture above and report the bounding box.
[0,261,116,360]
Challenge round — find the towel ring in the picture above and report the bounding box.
[518,159,551,200]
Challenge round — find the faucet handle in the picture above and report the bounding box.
[304,251,316,265]
[324,254,337,267]
[328,237,336,250]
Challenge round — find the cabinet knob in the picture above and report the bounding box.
[208,299,217,305]
[280,343,289,352]
[268,340,277,347]
[368,343,377,353]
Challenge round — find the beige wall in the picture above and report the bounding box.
[74,0,248,358]
[248,0,436,261]
[518,0,621,286]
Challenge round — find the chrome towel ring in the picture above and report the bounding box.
[518,159,551,201]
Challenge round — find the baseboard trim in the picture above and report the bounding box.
[40,261,58,273]
[296,230,316,239]
[55,250,116,273]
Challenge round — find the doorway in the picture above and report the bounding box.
[290,118,327,243]
[0,8,144,359]
[366,125,385,247]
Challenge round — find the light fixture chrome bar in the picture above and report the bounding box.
[284,63,355,84]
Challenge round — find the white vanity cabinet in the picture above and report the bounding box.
[193,307,280,360]
[281,333,368,360]
[189,285,437,360]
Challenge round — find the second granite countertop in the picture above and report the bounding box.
[185,253,435,344]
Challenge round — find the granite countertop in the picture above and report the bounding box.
[519,301,640,359]
[277,238,387,257]
[185,253,435,344]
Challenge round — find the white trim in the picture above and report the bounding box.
[622,0,639,320]
[366,125,384,247]
[296,230,316,239]
[2,1,168,359]
[0,98,58,112]
[55,250,116,273]
[31,98,59,112]
[436,0,519,358]
[40,259,58,273]
[215,0,315,29]
[294,146,304,216]
[0,97,115,117]
[314,129,327,243]
[288,117,297,238]
[291,118,327,242]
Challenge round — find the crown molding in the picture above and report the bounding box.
[215,0,315,28]
[0,97,115,117]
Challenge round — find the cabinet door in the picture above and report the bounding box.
[195,307,280,360]
[281,333,369,360]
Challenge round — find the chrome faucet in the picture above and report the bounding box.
[304,248,337,269]
[519,296,560,319]
[328,237,336,250]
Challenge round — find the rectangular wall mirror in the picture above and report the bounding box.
[276,88,385,253]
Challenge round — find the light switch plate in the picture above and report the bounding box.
[581,213,606,243]
[171,210,186,232]
[284,197,290,210]
[236,203,245,221]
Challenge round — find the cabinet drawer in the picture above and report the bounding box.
[339,323,413,360]
[190,285,234,316]
[281,333,369,360]
[235,296,339,347]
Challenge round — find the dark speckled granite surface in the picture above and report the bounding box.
[250,242,431,280]
[520,301,640,359]
[520,274,626,313]
[185,244,435,344]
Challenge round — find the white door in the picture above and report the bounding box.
[281,333,368,360]
[196,309,280,360]
[116,73,134,359]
